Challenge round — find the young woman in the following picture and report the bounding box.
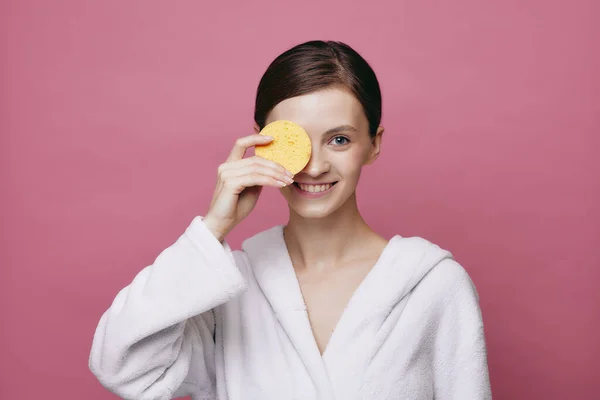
[89,41,492,399]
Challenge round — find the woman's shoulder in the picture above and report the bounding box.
[423,257,480,301]
[225,223,285,271]
[387,234,480,302]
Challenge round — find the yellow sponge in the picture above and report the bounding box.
[255,120,312,175]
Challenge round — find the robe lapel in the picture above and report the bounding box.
[242,226,336,400]
[321,235,454,393]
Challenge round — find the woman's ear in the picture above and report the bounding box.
[253,122,260,134]
[365,126,384,165]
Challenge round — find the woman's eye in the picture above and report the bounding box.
[331,136,349,146]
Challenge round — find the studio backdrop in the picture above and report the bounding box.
[1,1,598,399]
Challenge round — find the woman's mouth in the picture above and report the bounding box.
[291,181,338,197]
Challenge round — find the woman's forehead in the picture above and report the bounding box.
[266,87,368,133]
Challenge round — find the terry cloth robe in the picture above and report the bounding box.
[89,216,492,400]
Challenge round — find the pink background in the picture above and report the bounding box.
[1,1,598,399]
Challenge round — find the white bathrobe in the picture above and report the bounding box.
[89,216,491,400]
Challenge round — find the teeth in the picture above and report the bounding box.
[298,183,332,193]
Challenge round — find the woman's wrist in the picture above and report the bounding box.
[202,213,229,243]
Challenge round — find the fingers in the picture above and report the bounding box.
[219,156,293,177]
[226,134,273,162]
[220,160,294,189]
[227,163,294,183]
[217,156,295,194]
[224,172,290,194]
[218,135,295,194]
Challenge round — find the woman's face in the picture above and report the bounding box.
[260,86,384,219]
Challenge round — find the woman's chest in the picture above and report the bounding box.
[217,286,436,400]
[296,264,374,355]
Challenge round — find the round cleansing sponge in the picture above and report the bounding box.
[255,120,312,175]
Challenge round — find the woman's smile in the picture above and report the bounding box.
[291,181,338,198]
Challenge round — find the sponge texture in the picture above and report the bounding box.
[255,120,312,174]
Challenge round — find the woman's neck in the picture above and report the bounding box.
[283,194,378,272]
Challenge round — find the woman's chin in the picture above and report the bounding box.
[286,198,345,220]
[290,208,332,220]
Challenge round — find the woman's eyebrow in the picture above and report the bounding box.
[322,125,358,135]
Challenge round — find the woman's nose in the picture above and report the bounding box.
[302,148,330,177]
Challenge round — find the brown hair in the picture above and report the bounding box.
[254,40,382,137]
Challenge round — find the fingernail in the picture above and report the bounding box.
[285,170,294,178]
[263,135,274,140]
[279,181,288,187]
[284,176,294,184]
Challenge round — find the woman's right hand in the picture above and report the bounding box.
[203,133,295,242]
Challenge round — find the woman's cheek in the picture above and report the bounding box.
[344,148,369,179]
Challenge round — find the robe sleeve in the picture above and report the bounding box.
[88,216,247,400]
[432,259,492,399]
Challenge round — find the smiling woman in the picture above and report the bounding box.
[89,41,492,400]
[264,87,381,220]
